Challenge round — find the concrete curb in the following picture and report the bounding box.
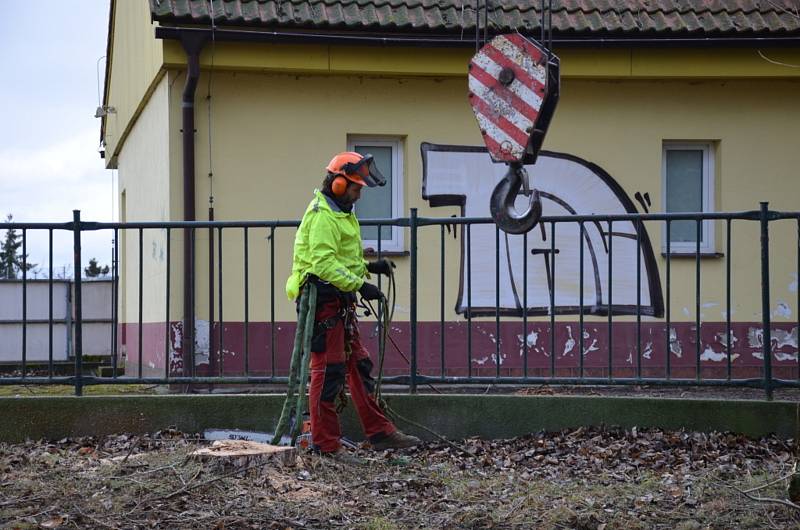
[0,394,796,443]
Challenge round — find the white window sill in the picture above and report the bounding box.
[364,248,409,257]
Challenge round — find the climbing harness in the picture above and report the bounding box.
[273,270,470,456]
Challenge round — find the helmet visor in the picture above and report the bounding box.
[343,154,386,187]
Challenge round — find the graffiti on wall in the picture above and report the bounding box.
[421,143,663,317]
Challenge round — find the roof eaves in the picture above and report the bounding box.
[149,0,800,37]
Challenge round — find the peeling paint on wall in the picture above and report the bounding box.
[714,331,737,349]
[695,329,742,363]
[169,322,184,375]
[747,328,764,349]
[790,273,798,293]
[563,326,576,357]
[774,328,798,349]
[193,319,211,366]
[516,330,539,356]
[775,350,798,362]
[167,320,214,371]
[699,347,739,362]
[582,339,599,356]
[773,302,792,319]
[669,328,682,358]
[748,326,798,361]
[139,320,797,379]
[472,353,506,366]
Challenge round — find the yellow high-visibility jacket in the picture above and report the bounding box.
[285,190,367,300]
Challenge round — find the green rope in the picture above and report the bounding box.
[291,283,317,443]
[370,271,472,457]
[374,296,390,401]
[270,283,317,445]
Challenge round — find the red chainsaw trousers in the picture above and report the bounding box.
[308,296,395,453]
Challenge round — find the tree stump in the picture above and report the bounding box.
[190,440,297,474]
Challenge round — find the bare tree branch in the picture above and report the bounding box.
[728,483,800,511]
[741,469,798,494]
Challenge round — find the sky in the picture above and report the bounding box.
[0,1,113,278]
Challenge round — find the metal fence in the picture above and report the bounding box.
[0,279,112,363]
[1,203,798,399]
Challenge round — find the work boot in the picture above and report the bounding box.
[324,446,365,466]
[371,431,421,451]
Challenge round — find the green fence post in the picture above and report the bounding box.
[759,202,773,401]
[72,210,83,397]
[409,208,418,394]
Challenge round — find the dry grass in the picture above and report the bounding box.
[0,384,160,397]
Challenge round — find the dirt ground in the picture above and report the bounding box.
[1,426,798,530]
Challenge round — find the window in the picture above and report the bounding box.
[662,142,715,253]
[347,136,404,253]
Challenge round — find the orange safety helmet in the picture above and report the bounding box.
[326,151,386,196]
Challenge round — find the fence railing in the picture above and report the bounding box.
[0,203,798,399]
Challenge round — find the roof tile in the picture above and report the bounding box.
[150,0,800,35]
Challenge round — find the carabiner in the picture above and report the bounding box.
[489,163,542,235]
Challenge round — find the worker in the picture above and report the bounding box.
[286,151,421,461]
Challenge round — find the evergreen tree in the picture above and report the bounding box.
[84,257,110,278]
[0,214,36,279]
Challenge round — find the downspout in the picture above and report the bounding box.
[179,32,208,377]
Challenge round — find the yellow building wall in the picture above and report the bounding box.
[551,78,799,327]
[107,37,800,330]
[117,76,181,326]
[103,0,164,167]
[172,70,799,325]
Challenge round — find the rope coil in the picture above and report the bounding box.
[270,283,317,445]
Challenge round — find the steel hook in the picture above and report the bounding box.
[489,163,542,234]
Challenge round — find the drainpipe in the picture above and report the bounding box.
[179,32,208,377]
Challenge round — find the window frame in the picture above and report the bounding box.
[661,141,716,254]
[347,136,405,253]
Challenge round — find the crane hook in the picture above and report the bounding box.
[489,163,542,235]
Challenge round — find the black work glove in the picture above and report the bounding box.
[366,258,395,276]
[358,282,384,301]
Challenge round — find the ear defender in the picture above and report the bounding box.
[331,175,348,196]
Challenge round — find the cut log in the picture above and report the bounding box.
[190,440,297,473]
